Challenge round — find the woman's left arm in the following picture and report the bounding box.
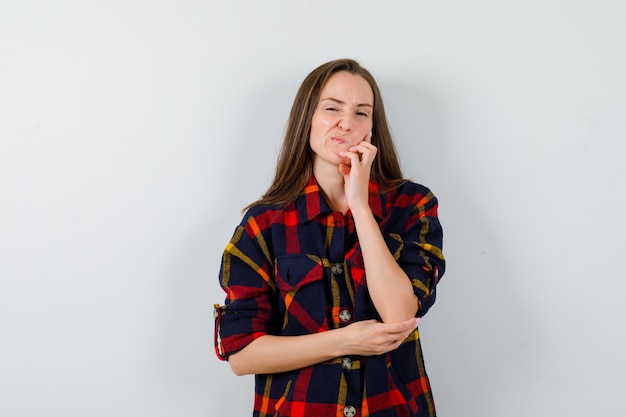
[340,140,418,323]
[352,206,419,322]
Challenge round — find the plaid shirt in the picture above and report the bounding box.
[215,176,445,417]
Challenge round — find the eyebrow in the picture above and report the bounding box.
[320,97,373,108]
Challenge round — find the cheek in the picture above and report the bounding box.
[309,116,324,135]
[309,122,324,144]
[359,120,373,134]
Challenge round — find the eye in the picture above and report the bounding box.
[356,111,369,117]
[326,107,338,112]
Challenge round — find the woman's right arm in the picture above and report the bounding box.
[227,317,419,376]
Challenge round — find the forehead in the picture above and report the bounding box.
[319,71,374,105]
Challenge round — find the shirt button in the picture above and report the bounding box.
[344,405,356,417]
[331,263,344,275]
[341,357,352,369]
[339,309,352,322]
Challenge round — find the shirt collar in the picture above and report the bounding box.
[295,176,385,222]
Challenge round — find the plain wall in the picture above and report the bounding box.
[1,1,625,416]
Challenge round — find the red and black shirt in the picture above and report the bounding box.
[215,176,445,417]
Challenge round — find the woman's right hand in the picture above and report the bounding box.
[338,317,419,356]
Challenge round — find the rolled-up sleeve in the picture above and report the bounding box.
[215,215,277,360]
[396,190,445,317]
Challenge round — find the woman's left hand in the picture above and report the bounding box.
[338,131,377,211]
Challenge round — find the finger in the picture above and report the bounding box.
[350,141,376,152]
[348,143,377,161]
[338,163,350,176]
[382,336,408,353]
[383,318,419,335]
[338,150,361,167]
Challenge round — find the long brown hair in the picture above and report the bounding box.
[246,59,405,210]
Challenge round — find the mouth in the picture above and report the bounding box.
[331,136,349,146]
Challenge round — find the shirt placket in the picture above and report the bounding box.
[327,211,361,417]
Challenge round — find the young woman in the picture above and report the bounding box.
[214,59,445,417]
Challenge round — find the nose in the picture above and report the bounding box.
[338,113,354,131]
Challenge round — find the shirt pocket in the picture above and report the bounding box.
[274,254,326,333]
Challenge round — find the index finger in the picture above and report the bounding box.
[382,317,419,334]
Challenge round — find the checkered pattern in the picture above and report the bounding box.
[215,176,445,417]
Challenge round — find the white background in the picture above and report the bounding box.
[1,1,625,416]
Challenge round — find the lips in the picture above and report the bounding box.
[331,136,349,145]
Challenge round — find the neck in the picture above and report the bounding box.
[313,161,348,214]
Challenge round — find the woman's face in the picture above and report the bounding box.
[309,71,374,170]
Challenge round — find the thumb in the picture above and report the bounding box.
[338,163,351,177]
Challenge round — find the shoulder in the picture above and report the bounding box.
[397,180,434,196]
[387,180,438,208]
[240,203,292,230]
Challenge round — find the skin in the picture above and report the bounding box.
[228,71,420,376]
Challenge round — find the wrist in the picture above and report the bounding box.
[326,327,347,357]
[349,203,372,219]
